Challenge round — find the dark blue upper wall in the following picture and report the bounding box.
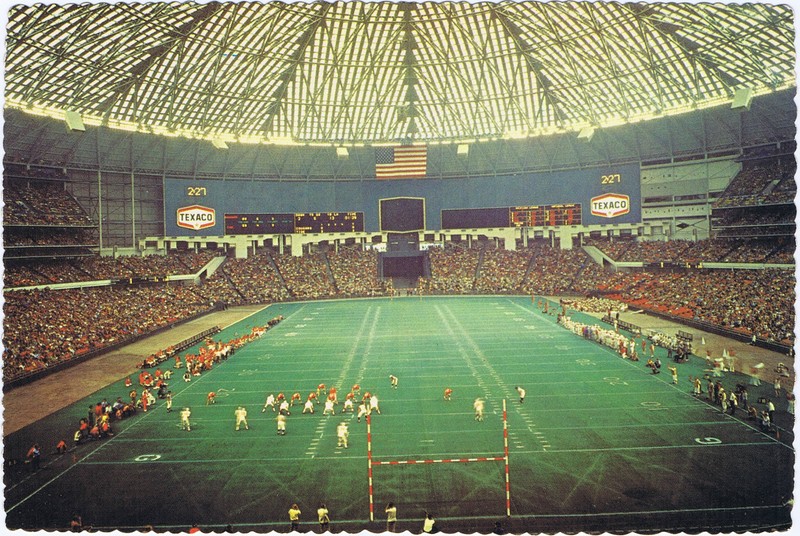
[164,163,640,235]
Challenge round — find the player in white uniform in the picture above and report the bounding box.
[323,399,336,415]
[337,422,349,448]
[474,398,485,421]
[180,407,192,431]
[302,399,315,414]
[369,394,381,414]
[262,393,276,413]
[235,406,249,431]
[357,402,368,422]
[342,397,354,413]
[276,413,287,435]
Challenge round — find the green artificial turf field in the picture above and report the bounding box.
[4,296,794,533]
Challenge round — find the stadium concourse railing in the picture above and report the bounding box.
[2,311,222,393]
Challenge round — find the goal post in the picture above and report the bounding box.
[367,399,511,521]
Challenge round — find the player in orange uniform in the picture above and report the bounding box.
[206,391,217,405]
[290,393,302,407]
[443,388,453,401]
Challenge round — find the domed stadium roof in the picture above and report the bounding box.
[5,1,796,146]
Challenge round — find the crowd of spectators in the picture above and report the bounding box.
[473,247,532,294]
[326,247,386,297]
[4,228,98,247]
[518,242,595,296]
[4,180,93,226]
[613,240,693,263]
[3,251,221,288]
[587,237,794,265]
[713,156,796,208]
[583,237,633,260]
[212,252,290,304]
[418,244,480,294]
[3,285,214,382]
[616,268,794,344]
[273,252,337,300]
[714,210,795,228]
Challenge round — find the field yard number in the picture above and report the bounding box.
[640,401,666,411]
[575,358,595,366]
[604,376,628,386]
[694,437,722,445]
[135,454,161,462]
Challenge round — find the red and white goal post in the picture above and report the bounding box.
[366,399,511,521]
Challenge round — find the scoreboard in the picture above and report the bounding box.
[509,204,581,227]
[224,212,364,235]
[294,212,364,234]
[441,203,581,229]
[224,213,294,234]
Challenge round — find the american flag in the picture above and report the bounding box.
[375,145,427,179]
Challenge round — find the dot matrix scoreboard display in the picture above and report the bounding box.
[224,212,364,235]
[294,212,364,234]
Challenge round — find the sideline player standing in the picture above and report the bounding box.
[385,503,397,532]
[668,366,679,385]
[317,504,330,532]
[288,504,301,531]
[235,406,249,431]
